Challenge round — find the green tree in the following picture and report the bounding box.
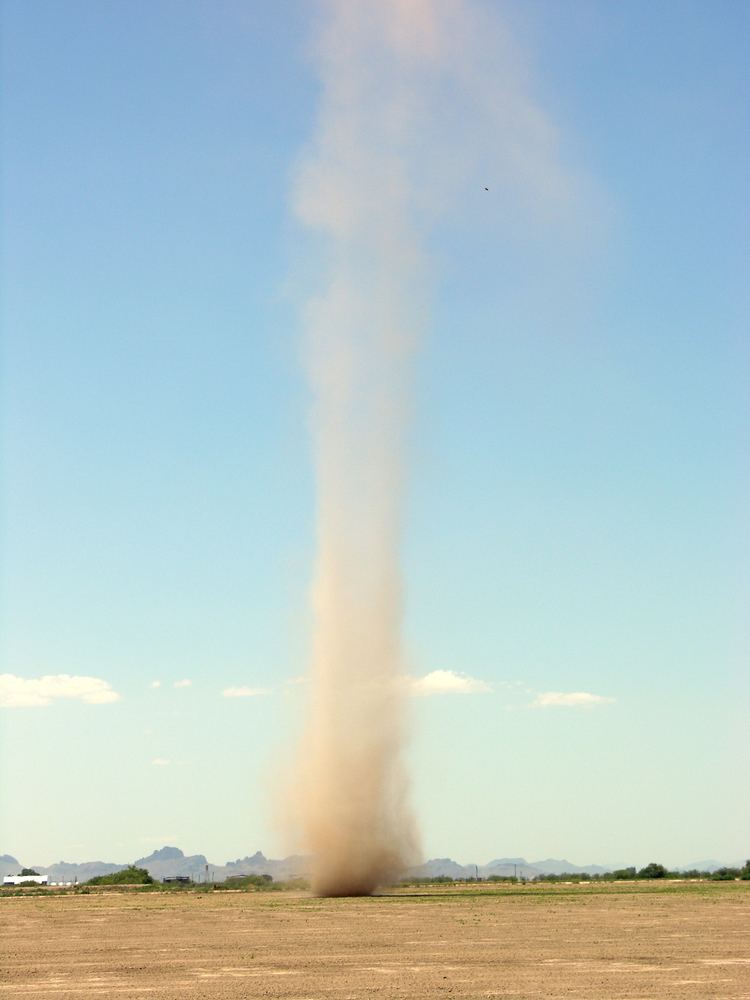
[87,866,154,885]
[612,867,637,880]
[710,867,740,881]
[637,862,668,879]
[20,868,40,876]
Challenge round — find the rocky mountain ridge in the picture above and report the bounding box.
[1,848,739,883]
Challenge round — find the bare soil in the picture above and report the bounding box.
[2,881,749,998]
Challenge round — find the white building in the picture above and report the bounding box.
[3,874,49,885]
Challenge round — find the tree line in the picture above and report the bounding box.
[400,860,750,885]
[532,861,750,882]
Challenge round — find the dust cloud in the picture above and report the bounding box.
[290,0,584,896]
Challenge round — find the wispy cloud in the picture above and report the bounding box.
[0,674,121,708]
[151,757,171,767]
[173,679,192,689]
[410,670,492,697]
[222,686,272,698]
[149,680,162,689]
[533,691,615,708]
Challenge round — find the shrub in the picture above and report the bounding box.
[87,866,154,886]
[215,874,279,891]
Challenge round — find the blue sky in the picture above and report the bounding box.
[1,0,748,869]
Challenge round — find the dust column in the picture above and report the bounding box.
[291,1,436,896]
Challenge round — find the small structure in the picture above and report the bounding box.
[162,875,191,884]
[4,874,49,885]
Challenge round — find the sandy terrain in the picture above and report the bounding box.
[2,881,749,999]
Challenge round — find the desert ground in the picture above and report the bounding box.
[2,881,749,999]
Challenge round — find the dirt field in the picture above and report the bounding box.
[2,881,749,999]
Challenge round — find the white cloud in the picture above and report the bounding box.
[0,674,121,708]
[151,757,171,767]
[533,691,615,708]
[410,670,492,697]
[222,686,272,698]
[149,680,162,689]
[173,679,192,689]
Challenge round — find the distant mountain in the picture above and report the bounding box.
[1,855,22,877]
[406,857,477,880]
[222,851,312,881]
[480,858,542,879]
[488,866,542,878]
[677,859,737,873]
[530,858,613,876]
[130,846,311,882]
[141,846,184,862]
[44,860,126,882]
[406,857,543,880]
[3,846,743,884]
[223,850,273,875]
[133,848,209,881]
[409,857,628,879]
[0,847,307,885]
